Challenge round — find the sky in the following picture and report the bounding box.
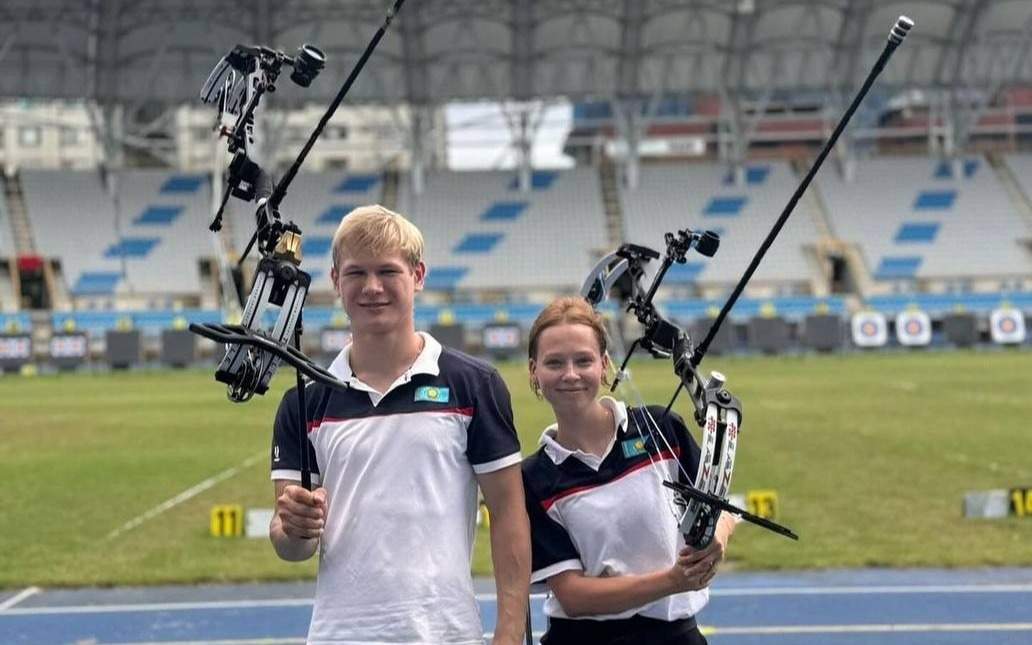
[445,100,575,170]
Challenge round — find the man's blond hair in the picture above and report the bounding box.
[331,204,424,270]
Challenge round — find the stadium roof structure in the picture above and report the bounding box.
[4,0,1032,177]
[3,0,1032,105]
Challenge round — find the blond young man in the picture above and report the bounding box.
[269,205,531,644]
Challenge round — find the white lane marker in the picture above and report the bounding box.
[106,450,267,539]
[712,583,1032,596]
[0,598,313,616]
[100,640,304,645]
[708,623,1032,635]
[5,584,1032,617]
[0,587,41,611]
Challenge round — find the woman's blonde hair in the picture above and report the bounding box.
[331,204,423,270]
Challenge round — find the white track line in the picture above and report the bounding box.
[0,598,313,616]
[106,450,267,539]
[708,623,1032,635]
[107,640,305,645]
[712,583,1032,596]
[0,587,41,611]
[5,584,1032,617]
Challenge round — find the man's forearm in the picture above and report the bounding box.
[269,515,319,562]
[489,508,531,644]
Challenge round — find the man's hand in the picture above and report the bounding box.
[276,485,327,540]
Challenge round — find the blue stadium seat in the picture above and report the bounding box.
[703,196,747,217]
[333,175,380,193]
[423,266,468,290]
[302,236,333,256]
[894,222,940,243]
[665,262,706,283]
[317,204,356,224]
[134,206,184,225]
[454,233,503,253]
[913,190,956,210]
[72,272,121,295]
[933,159,979,180]
[480,202,528,221]
[104,238,160,258]
[508,171,558,190]
[160,175,205,194]
[723,165,770,186]
[875,256,922,279]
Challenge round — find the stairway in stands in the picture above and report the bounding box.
[381,167,400,211]
[597,158,624,249]
[987,152,1032,231]
[1,170,30,308]
[791,158,871,303]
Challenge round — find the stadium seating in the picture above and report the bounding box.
[816,156,1032,282]
[22,170,384,297]
[397,169,608,290]
[620,161,820,288]
[112,170,213,294]
[22,170,130,296]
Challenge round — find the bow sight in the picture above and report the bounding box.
[195,40,327,403]
[201,43,325,228]
[583,228,719,374]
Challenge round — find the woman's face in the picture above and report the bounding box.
[530,322,608,412]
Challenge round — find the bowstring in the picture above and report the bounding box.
[603,317,695,530]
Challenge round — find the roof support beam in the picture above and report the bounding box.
[400,2,430,194]
[717,2,758,180]
[614,0,645,190]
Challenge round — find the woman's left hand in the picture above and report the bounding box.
[676,512,733,586]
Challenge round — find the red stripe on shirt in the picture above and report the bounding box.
[540,447,681,511]
[306,406,475,433]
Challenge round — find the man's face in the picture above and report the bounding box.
[331,248,425,335]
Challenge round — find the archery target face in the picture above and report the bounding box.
[895,310,931,346]
[851,312,887,347]
[990,309,1026,344]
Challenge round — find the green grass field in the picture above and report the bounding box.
[2,349,1031,589]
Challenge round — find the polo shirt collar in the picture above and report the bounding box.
[539,396,629,471]
[327,331,442,387]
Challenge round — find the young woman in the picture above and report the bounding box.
[522,297,735,645]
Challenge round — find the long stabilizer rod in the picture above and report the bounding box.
[269,0,406,209]
[691,16,914,367]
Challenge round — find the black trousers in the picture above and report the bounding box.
[541,614,708,645]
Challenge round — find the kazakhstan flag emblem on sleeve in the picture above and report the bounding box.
[415,386,450,403]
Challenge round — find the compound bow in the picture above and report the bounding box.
[581,16,914,549]
[190,0,408,491]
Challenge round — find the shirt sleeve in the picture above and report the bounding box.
[270,386,321,485]
[523,468,582,583]
[466,369,522,474]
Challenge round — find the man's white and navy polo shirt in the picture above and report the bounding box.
[521,397,710,622]
[271,332,521,645]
